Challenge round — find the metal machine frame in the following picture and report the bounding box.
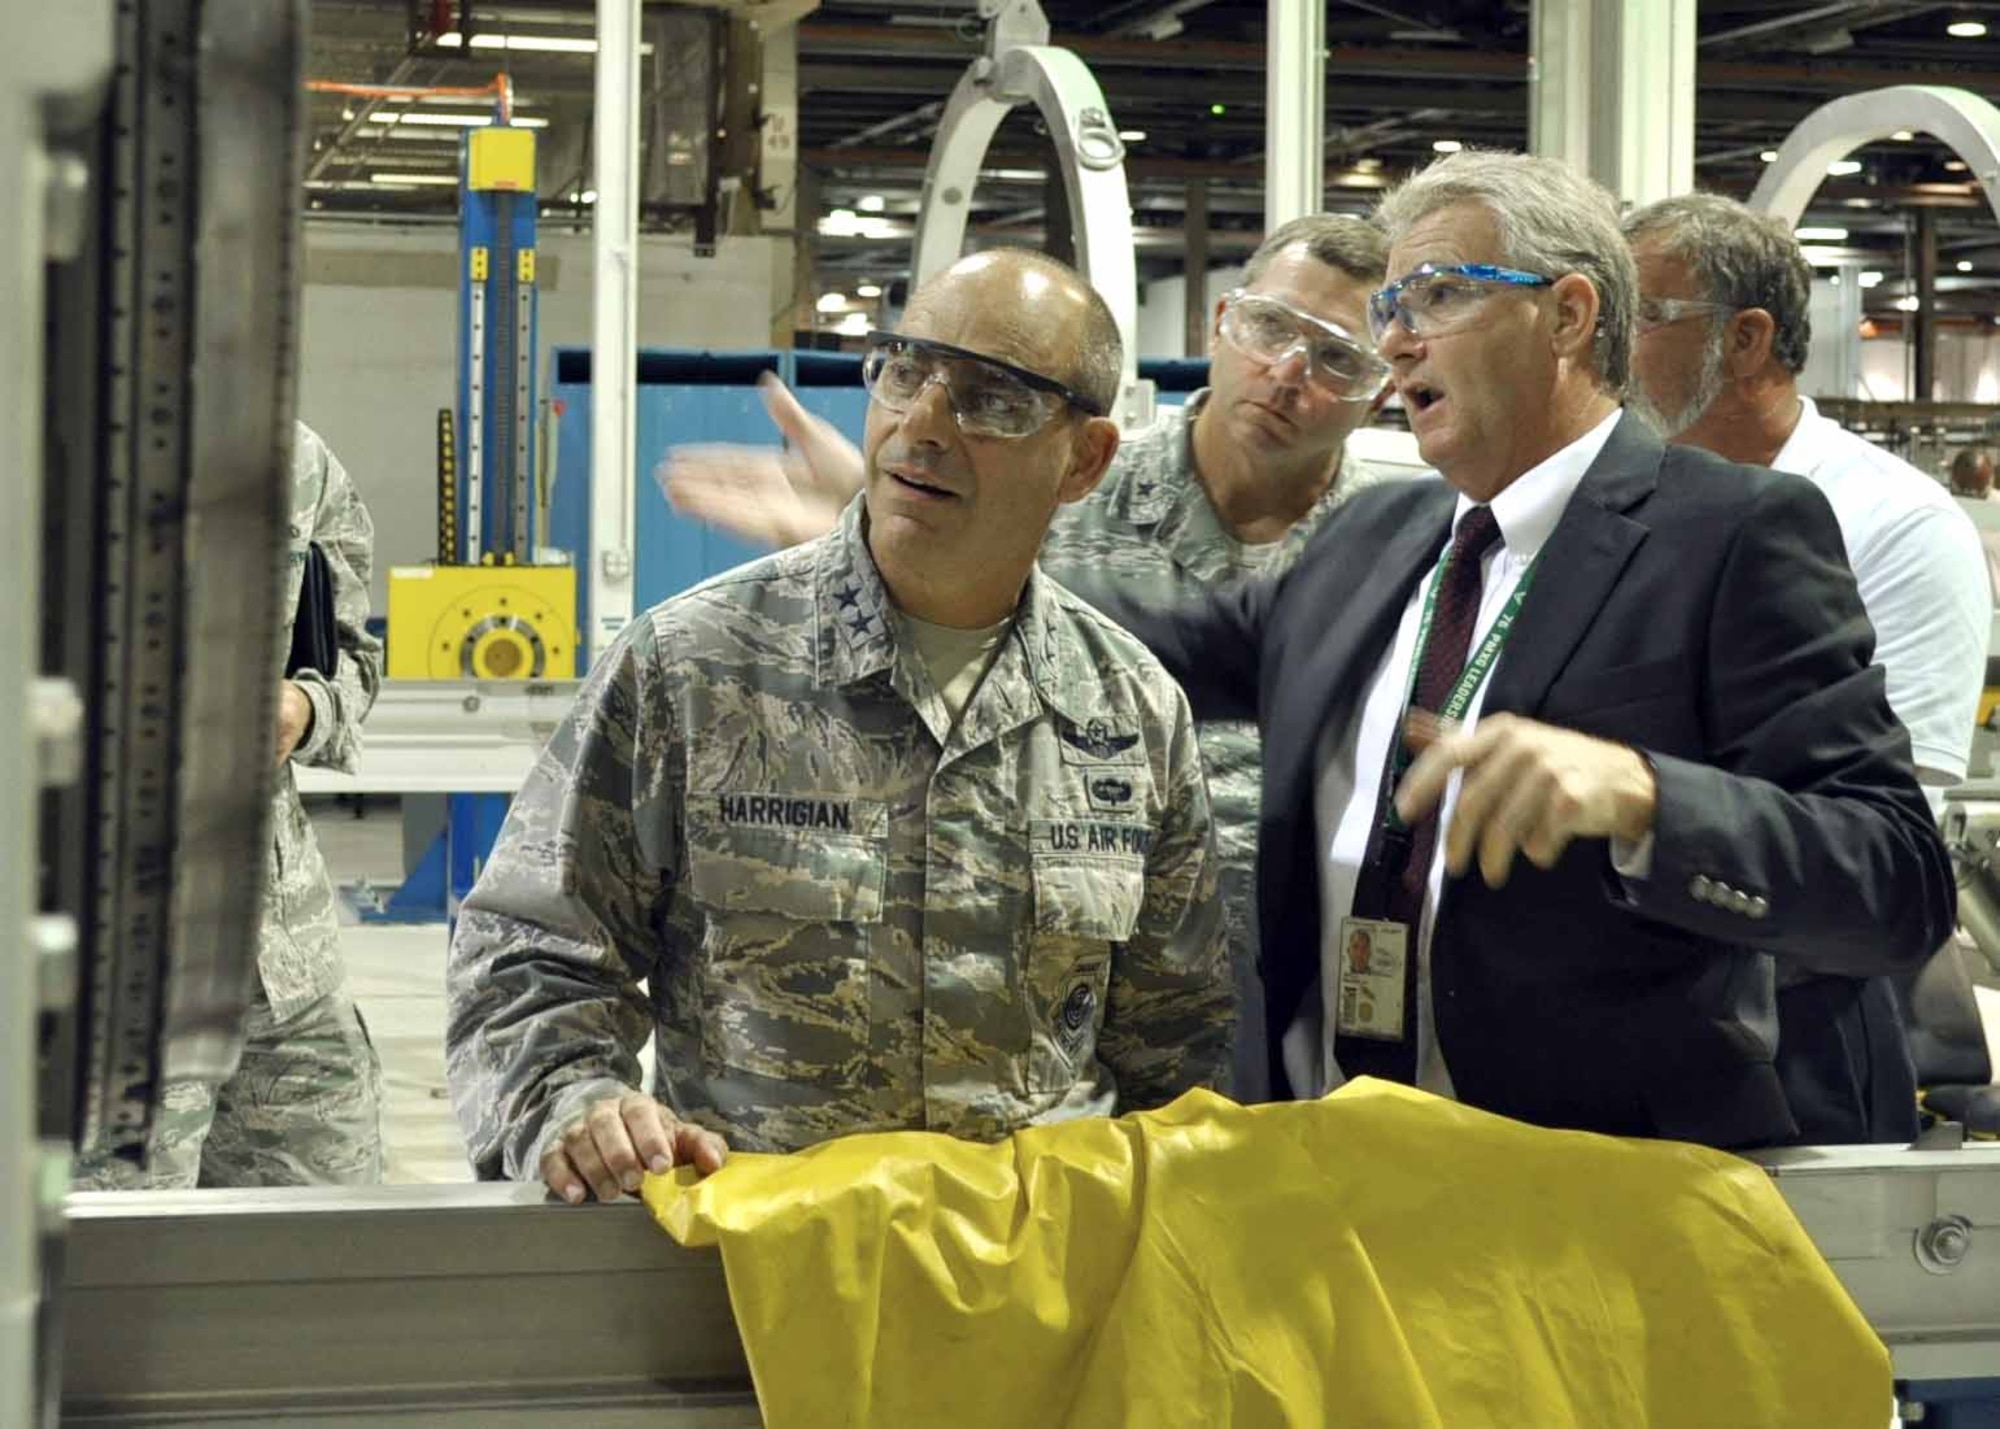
[910,0,1152,431]
[1751,85,2000,228]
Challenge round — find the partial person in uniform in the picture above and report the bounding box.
[1623,193,1988,1143]
[1092,150,1954,1149]
[446,249,1231,1206]
[665,217,1405,1099]
[74,421,386,1188]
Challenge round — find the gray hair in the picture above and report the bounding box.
[1622,193,1813,376]
[1244,214,1389,287]
[1372,150,1636,394]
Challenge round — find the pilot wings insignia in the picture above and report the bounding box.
[1061,718,1141,760]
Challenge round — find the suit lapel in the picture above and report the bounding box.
[1487,413,1660,717]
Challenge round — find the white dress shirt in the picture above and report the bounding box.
[1286,409,1623,1100]
[1772,397,1987,816]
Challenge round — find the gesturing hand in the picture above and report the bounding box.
[1394,711,1657,888]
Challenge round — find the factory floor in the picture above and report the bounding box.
[312,798,2000,1187]
[314,800,473,1184]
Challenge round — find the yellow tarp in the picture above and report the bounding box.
[645,1081,1887,1428]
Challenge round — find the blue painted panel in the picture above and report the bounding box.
[634,382,774,615]
[540,345,1215,668]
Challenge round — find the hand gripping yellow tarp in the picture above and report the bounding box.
[645,1081,1887,1428]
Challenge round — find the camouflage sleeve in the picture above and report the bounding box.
[291,432,382,771]
[1097,686,1232,1108]
[445,622,678,1180]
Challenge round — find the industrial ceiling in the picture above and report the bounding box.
[303,1,2000,326]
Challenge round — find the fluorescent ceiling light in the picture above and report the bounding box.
[371,111,549,128]
[356,128,459,143]
[1826,159,1863,176]
[1760,150,1779,163]
[1894,294,1921,311]
[1795,226,1848,241]
[855,282,883,298]
[580,189,598,204]
[1960,259,1976,272]
[816,292,848,314]
[1893,129,1916,141]
[1798,245,1846,265]
[435,30,653,55]
[1858,270,1885,287]
[1432,139,1463,153]
[1118,129,1147,142]
[858,194,886,213]
[371,172,458,187]
[819,208,900,239]
[835,312,871,337]
[1948,21,1988,39]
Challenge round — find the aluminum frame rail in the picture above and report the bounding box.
[53,1146,2000,1422]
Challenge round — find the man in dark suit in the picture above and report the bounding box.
[1089,150,1955,1149]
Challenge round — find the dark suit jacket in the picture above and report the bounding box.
[1088,413,1956,1150]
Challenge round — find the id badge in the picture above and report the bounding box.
[1336,916,1409,1041]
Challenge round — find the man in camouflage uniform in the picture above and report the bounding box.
[448,250,1230,1204]
[74,421,386,1188]
[1036,217,1401,1097]
[667,216,1402,1098]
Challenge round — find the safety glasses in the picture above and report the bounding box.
[861,331,1105,439]
[1367,263,1555,343]
[1635,296,1737,332]
[1217,289,1391,401]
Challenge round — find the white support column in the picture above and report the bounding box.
[1264,0,1324,231]
[1530,0,1694,207]
[590,0,642,656]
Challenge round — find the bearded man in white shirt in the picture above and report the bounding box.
[1624,193,1987,1143]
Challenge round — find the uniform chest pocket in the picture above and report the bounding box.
[683,792,889,1090]
[1024,845,1146,1091]
[684,793,889,923]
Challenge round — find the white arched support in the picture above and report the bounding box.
[911,5,1153,430]
[1751,84,2000,228]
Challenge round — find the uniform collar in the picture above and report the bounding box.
[814,495,1095,727]
[815,497,900,688]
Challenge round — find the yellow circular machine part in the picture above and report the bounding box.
[471,627,533,678]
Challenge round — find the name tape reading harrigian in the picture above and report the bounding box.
[718,793,855,832]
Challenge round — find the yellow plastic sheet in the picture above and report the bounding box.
[645,1081,1887,1428]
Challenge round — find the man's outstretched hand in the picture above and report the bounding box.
[660,372,864,549]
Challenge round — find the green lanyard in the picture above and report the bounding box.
[1378,546,1539,835]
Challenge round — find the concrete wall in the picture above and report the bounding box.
[297,223,776,608]
[1845,329,2000,403]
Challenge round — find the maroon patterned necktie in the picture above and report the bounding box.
[1338,504,1502,1085]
